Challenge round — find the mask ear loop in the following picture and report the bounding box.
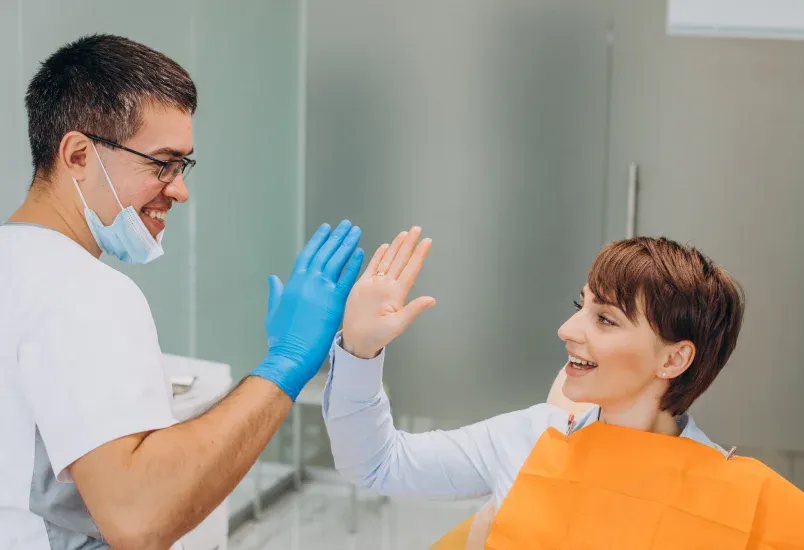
[71,177,90,210]
[91,143,125,211]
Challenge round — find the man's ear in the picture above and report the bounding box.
[61,132,92,182]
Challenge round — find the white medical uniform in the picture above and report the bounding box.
[323,333,727,512]
[0,223,178,549]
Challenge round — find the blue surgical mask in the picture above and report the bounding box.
[72,144,165,264]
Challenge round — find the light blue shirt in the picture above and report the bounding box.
[322,334,727,511]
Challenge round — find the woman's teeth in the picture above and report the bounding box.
[143,209,167,222]
[569,355,597,370]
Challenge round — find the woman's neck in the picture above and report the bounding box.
[598,400,680,436]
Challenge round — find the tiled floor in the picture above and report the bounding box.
[228,462,297,523]
[228,481,485,550]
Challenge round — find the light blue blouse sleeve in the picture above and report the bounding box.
[322,334,555,501]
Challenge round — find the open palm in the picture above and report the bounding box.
[342,226,435,359]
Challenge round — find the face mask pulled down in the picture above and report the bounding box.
[72,144,165,264]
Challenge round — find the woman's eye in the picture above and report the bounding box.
[573,300,582,311]
[598,315,614,326]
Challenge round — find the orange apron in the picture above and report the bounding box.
[432,422,804,549]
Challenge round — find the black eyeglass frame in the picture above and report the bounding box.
[85,133,196,184]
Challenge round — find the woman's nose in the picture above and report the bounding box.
[558,313,584,344]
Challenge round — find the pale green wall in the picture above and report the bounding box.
[192,1,302,382]
[305,0,612,426]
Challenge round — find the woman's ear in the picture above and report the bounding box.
[660,341,696,379]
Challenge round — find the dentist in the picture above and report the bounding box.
[0,35,363,550]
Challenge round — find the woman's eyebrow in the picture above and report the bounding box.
[580,288,603,305]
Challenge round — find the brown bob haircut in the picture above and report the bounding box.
[587,237,745,416]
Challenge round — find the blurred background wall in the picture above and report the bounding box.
[306,0,612,429]
[1,0,802,496]
[304,0,804,480]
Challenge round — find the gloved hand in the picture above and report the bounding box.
[252,220,364,400]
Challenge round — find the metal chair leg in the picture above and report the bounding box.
[292,406,303,489]
[348,483,358,534]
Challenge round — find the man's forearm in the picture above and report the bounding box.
[138,377,291,542]
[86,377,292,548]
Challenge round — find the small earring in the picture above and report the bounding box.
[661,372,667,378]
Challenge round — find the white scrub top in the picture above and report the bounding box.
[323,333,727,512]
[0,223,178,550]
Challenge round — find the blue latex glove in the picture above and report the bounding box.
[252,220,364,400]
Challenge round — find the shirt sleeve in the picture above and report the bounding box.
[19,274,177,482]
[322,333,541,501]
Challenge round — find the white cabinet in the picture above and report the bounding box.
[166,353,233,550]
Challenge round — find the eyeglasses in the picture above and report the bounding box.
[85,133,196,184]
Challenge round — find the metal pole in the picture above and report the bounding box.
[626,162,639,238]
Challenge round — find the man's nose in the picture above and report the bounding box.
[164,174,189,203]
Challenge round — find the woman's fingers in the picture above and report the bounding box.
[376,230,408,276]
[388,226,422,279]
[362,243,390,281]
[398,237,433,291]
[392,295,436,335]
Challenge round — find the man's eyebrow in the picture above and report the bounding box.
[147,147,194,158]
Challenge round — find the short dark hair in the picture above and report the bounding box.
[26,34,197,180]
[587,237,745,415]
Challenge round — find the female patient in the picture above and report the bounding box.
[322,227,801,547]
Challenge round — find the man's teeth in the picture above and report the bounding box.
[143,209,167,222]
[569,355,597,368]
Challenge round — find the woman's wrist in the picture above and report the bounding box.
[342,336,381,360]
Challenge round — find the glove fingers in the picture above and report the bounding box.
[266,275,284,331]
[293,223,332,272]
[336,247,365,298]
[310,219,353,273]
[324,226,362,279]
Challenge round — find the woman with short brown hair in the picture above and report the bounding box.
[322,228,802,548]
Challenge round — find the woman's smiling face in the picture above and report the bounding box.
[557,284,684,412]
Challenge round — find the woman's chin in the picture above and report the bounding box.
[562,380,594,405]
